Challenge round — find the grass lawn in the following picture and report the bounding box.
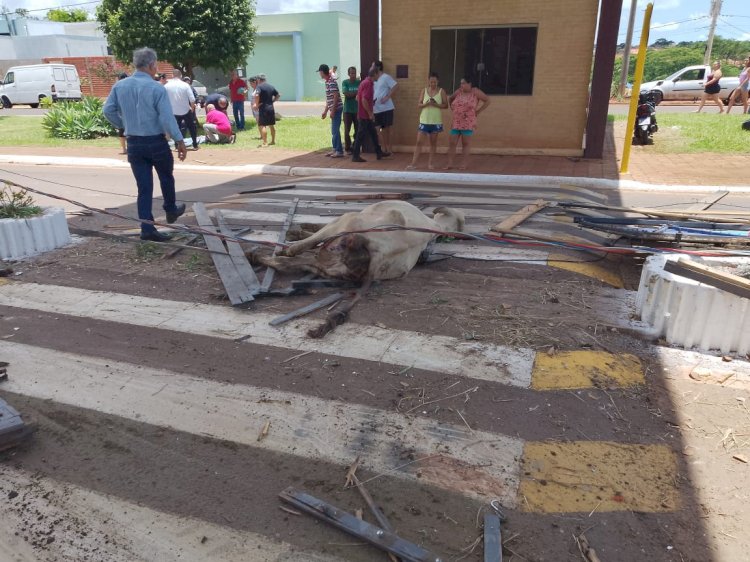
[611,112,750,154]
[0,114,332,152]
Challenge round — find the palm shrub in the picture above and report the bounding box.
[42,96,116,139]
[0,183,42,219]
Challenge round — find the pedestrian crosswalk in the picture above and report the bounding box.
[0,178,679,560]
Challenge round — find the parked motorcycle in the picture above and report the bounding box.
[633,90,658,145]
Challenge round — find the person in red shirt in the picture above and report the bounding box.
[203,103,236,144]
[228,70,248,131]
[351,68,384,162]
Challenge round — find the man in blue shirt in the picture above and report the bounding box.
[103,47,188,242]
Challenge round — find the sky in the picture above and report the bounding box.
[2,0,749,43]
[619,0,750,44]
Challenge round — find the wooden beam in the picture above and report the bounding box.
[490,199,547,234]
[360,0,380,74]
[260,198,299,293]
[584,0,624,159]
[269,293,345,326]
[193,203,255,306]
[664,259,750,301]
[216,211,261,295]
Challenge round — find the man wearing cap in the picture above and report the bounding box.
[253,74,280,147]
[103,47,187,243]
[319,64,343,158]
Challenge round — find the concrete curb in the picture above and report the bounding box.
[2,154,750,193]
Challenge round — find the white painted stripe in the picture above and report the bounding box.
[0,282,536,387]
[0,341,523,504]
[0,466,345,562]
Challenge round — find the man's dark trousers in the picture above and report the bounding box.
[127,135,180,236]
[351,118,382,159]
[175,111,198,147]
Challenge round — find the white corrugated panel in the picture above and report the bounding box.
[0,207,71,260]
[637,255,750,354]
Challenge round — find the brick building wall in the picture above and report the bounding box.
[42,56,174,98]
[381,0,599,156]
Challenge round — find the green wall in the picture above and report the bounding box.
[246,11,360,101]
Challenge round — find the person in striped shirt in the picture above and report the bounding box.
[318,64,344,158]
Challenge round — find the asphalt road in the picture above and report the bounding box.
[2,163,749,215]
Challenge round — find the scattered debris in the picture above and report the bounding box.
[279,487,442,562]
[238,184,296,195]
[279,505,302,516]
[269,292,345,326]
[334,192,440,201]
[733,454,748,464]
[575,533,602,562]
[0,396,34,452]
[257,420,271,442]
[0,267,13,277]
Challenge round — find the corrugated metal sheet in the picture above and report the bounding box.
[637,255,750,354]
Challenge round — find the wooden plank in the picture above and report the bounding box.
[490,199,547,234]
[664,259,750,301]
[260,198,299,292]
[192,203,254,306]
[216,211,261,295]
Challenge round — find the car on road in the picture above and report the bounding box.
[640,65,740,105]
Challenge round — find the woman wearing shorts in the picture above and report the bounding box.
[695,61,724,113]
[445,76,490,170]
[726,57,750,115]
[407,72,448,170]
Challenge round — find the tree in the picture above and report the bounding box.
[649,38,674,48]
[96,0,256,76]
[47,8,89,22]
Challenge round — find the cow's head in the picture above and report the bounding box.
[318,233,371,281]
[432,207,465,233]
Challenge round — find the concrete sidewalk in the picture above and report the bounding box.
[0,122,747,188]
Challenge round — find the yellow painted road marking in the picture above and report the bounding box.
[531,350,643,390]
[548,252,624,288]
[519,441,679,513]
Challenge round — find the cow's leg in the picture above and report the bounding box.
[283,214,363,257]
[247,252,325,277]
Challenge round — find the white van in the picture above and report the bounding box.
[0,64,82,108]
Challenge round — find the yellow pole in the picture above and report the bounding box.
[620,2,653,174]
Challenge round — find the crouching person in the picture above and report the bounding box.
[203,103,236,144]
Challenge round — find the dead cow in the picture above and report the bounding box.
[252,201,465,282]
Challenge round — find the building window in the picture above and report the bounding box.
[430,26,537,95]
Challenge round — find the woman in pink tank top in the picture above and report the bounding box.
[445,76,490,170]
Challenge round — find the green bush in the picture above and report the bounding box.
[0,184,42,219]
[39,96,54,109]
[42,96,116,139]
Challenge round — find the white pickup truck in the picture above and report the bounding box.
[639,65,741,105]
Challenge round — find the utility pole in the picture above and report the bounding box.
[619,0,638,98]
[704,0,722,64]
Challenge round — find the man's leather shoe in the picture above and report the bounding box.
[166,203,186,224]
[352,156,367,162]
[140,231,172,242]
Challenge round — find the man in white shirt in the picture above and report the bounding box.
[165,69,198,150]
[372,60,398,156]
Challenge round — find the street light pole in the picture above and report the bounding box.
[619,0,638,98]
[704,0,722,65]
